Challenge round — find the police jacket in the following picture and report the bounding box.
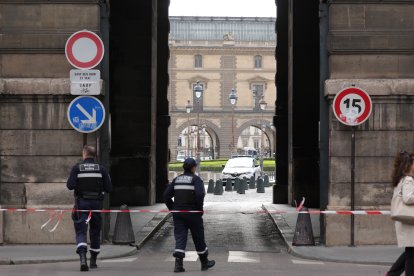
[164,173,205,211]
[67,158,112,200]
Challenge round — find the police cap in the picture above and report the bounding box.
[183,158,197,171]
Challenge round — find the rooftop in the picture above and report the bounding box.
[169,16,276,42]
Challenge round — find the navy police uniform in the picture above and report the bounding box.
[164,171,208,259]
[67,158,112,255]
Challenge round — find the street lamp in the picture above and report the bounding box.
[229,88,238,155]
[193,80,204,175]
[185,100,192,158]
[259,96,267,172]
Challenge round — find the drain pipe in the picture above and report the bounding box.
[319,0,329,245]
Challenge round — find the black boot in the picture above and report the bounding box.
[79,252,89,271]
[174,258,185,273]
[199,254,215,271]
[90,251,98,269]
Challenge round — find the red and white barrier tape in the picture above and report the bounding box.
[0,208,391,215]
[0,208,391,233]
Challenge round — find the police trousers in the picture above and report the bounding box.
[172,213,208,259]
[73,199,102,254]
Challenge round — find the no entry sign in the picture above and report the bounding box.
[333,87,372,126]
[65,30,104,70]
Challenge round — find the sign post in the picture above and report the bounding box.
[65,30,105,140]
[332,86,372,247]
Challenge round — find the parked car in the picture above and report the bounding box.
[221,157,261,184]
[176,154,186,162]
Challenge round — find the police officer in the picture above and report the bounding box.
[67,145,112,271]
[164,158,215,273]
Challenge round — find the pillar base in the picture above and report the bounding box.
[273,184,288,204]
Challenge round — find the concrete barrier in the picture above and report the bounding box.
[214,180,223,195]
[237,178,245,194]
[112,205,135,245]
[225,178,233,192]
[264,175,270,187]
[256,178,265,193]
[249,176,256,189]
[243,177,248,190]
[207,179,215,193]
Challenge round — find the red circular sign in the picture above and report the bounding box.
[65,30,104,70]
[333,87,372,126]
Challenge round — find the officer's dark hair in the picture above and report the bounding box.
[83,145,97,158]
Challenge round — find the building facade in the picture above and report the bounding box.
[169,16,276,160]
[0,0,413,246]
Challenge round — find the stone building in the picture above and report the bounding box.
[168,16,276,160]
[0,0,413,246]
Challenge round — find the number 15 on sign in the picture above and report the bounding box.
[333,87,372,127]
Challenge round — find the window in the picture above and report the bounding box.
[178,137,182,147]
[254,127,259,135]
[195,54,203,68]
[254,55,262,69]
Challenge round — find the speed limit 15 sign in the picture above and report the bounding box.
[333,87,372,126]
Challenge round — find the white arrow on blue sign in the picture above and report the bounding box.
[67,96,106,133]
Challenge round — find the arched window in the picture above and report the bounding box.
[254,55,262,69]
[195,54,203,68]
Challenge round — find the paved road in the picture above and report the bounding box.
[0,190,390,275]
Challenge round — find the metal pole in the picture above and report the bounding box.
[231,108,234,154]
[350,126,356,247]
[260,111,264,173]
[83,133,88,146]
[196,101,201,175]
[187,113,190,158]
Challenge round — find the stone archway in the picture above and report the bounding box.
[236,119,275,155]
[175,119,221,160]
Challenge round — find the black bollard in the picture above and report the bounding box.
[207,179,215,193]
[243,177,248,190]
[256,177,265,193]
[292,207,315,246]
[214,179,223,195]
[249,176,256,189]
[225,178,233,192]
[112,205,135,245]
[264,175,270,187]
[237,178,245,194]
[233,178,239,192]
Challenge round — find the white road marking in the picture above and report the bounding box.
[357,264,387,267]
[228,251,260,263]
[101,257,137,263]
[291,259,324,265]
[166,251,199,262]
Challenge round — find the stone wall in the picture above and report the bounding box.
[325,79,414,245]
[0,1,101,243]
[325,1,414,246]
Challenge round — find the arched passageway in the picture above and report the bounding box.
[237,125,274,158]
[174,120,221,161]
[108,0,321,211]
